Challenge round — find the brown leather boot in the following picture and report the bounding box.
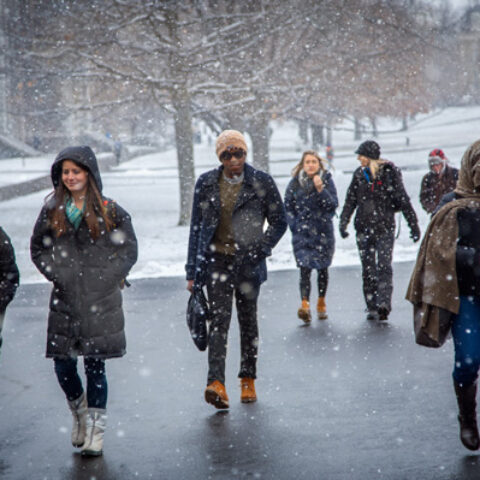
[205,380,229,409]
[240,378,257,403]
[297,298,311,323]
[454,380,480,450]
[317,297,328,320]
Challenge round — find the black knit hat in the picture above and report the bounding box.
[355,140,380,160]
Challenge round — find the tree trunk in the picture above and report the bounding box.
[298,120,309,145]
[354,117,362,141]
[401,115,408,131]
[370,117,378,137]
[326,124,332,146]
[311,124,324,150]
[173,90,195,226]
[248,117,270,173]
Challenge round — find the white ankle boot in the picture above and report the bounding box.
[81,408,107,456]
[67,392,88,447]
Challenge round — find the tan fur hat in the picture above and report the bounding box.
[215,130,247,158]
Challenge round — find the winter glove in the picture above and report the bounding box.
[410,225,421,243]
[339,227,349,239]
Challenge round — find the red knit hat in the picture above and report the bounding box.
[428,148,446,165]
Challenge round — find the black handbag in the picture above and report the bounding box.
[413,302,454,348]
[186,288,209,351]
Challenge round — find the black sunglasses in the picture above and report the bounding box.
[220,149,245,161]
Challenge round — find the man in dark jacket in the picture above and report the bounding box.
[0,227,19,353]
[339,140,420,321]
[186,130,287,409]
[420,148,459,214]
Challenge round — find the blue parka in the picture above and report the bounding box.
[284,171,338,269]
[186,163,287,287]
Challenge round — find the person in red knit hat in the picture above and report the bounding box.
[420,148,459,214]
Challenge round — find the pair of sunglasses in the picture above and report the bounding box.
[220,149,245,161]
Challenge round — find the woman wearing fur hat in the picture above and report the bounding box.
[339,140,420,321]
[285,150,338,322]
[420,148,459,214]
[407,140,480,451]
[186,130,287,409]
[30,146,138,456]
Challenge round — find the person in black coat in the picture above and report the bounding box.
[420,148,459,214]
[339,140,420,321]
[30,146,137,456]
[186,130,287,409]
[0,227,19,353]
[285,150,338,322]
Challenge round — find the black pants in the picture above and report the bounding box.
[299,267,328,300]
[54,357,108,409]
[206,253,260,385]
[356,230,395,312]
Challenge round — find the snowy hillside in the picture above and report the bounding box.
[1,106,480,284]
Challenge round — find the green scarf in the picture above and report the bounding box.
[65,197,85,230]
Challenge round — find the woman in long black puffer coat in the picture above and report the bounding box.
[285,150,338,322]
[30,146,137,457]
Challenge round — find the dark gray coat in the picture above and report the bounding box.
[30,146,138,359]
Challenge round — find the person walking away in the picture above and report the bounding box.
[407,140,480,451]
[30,146,138,456]
[0,228,19,354]
[186,130,287,409]
[419,148,458,214]
[339,140,420,321]
[285,151,338,322]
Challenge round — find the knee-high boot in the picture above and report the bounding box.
[454,380,480,451]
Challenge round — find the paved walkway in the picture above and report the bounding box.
[0,263,478,479]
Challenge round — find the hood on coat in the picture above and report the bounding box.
[51,145,103,192]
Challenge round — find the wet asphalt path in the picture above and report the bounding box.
[1,262,479,480]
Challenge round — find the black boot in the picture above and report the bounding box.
[454,380,480,451]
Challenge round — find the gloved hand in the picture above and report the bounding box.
[339,227,349,239]
[410,225,421,243]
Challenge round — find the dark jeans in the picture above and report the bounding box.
[356,230,394,312]
[206,253,260,385]
[452,296,480,387]
[54,357,108,409]
[299,267,328,300]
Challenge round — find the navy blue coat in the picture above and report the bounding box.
[284,171,338,269]
[186,163,287,287]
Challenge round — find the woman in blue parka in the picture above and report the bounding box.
[285,150,338,322]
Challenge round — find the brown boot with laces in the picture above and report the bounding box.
[317,297,328,320]
[297,298,311,323]
[240,378,257,403]
[205,380,229,409]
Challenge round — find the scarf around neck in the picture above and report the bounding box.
[65,196,85,230]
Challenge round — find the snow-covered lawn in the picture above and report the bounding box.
[1,106,480,284]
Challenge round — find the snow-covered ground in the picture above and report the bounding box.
[1,106,480,284]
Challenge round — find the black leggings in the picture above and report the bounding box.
[300,267,328,300]
[54,357,108,409]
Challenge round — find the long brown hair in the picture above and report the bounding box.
[47,162,114,239]
[291,150,328,178]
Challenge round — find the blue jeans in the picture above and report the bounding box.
[54,357,108,409]
[452,296,480,387]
